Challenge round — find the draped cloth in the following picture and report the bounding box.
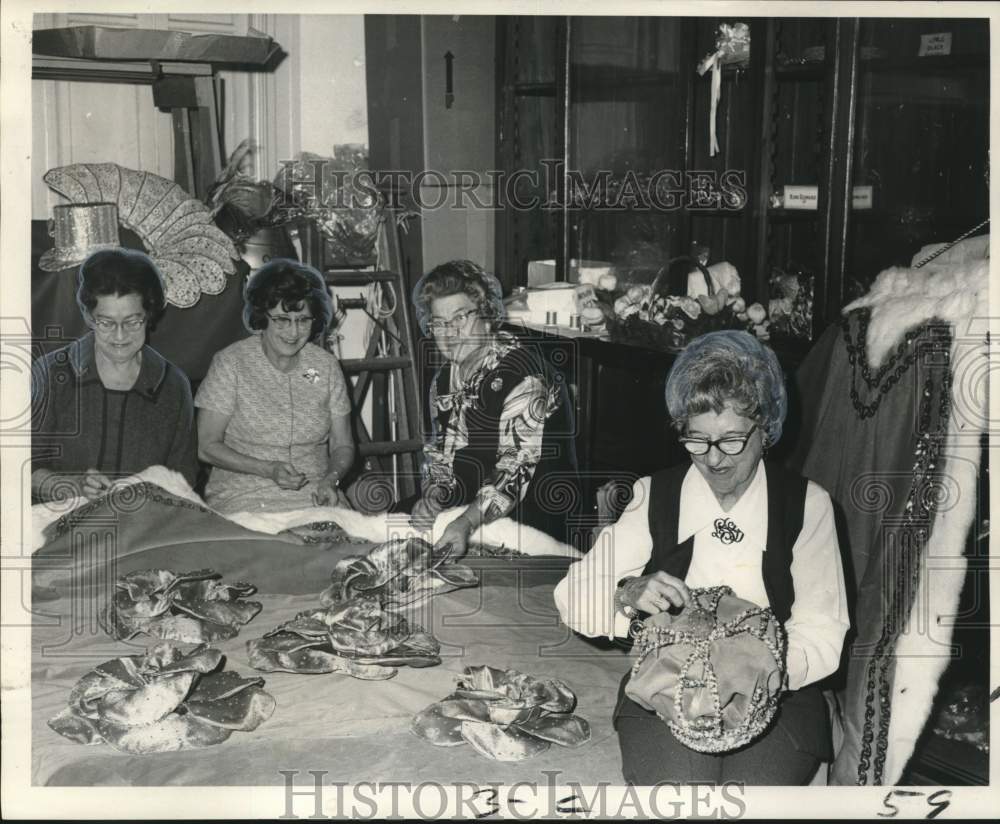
[788,249,988,785]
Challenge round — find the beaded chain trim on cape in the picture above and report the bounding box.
[49,482,211,539]
[630,585,787,754]
[842,309,954,785]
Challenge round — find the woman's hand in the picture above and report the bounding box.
[434,514,473,559]
[81,468,113,500]
[312,474,351,508]
[619,572,692,614]
[409,497,438,531]
[269,461,307,490]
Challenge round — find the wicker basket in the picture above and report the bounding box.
[606,256,714,350]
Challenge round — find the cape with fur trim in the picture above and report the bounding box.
[791,236,988,785]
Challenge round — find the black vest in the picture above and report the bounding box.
[616,462,831,760]
[643,461,808,623]
[433,343,578,542]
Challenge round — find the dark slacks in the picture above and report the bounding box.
[613,676,830,786]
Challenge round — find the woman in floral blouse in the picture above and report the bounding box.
[409,260,578,553]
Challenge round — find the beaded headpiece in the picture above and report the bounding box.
[626,585,787,753]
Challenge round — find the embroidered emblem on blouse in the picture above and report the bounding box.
[303,368,320,384]
[711,517,744,544]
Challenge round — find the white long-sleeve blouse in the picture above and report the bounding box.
[553,461,850,690]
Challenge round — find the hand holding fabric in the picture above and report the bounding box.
[312,474,350,508]
[82,468,113,499]
[620,571,692,614]
[269,461,307,490]
[434,514,474,559]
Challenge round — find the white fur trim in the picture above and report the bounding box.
[883,331,987,783]
[32,466,582,559]
[228,505,583,558]
[31,466,201,553]
[842,257,988,369]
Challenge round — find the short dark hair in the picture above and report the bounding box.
[76,248,167,326]
[243,258,334,342]
[412,260,504,334]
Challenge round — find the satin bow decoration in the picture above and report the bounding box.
[320,537,479,610]
[696,23,751,158]
[48,643,275,754]
[101,568,262,644]
[412,665,591,761]
[246,596,442,680]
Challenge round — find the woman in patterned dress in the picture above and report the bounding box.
[408,260,578,553]
[195,260,355,515]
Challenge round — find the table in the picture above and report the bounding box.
[31,486,631,786]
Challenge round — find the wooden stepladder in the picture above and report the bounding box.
[299,213,424,503]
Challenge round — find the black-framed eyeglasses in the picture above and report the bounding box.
[267,314,314,332]
[428,307,478,335]
[680,424,759,456]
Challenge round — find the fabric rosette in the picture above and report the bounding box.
[246,596,441,680]
[412,665,591,761]
[320,536,478,610]
[625,585,787,753]
[48,643,275,754]
[101,568,262,644]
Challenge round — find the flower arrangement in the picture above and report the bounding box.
[206,139,287,250]
[274,145,419,266]
[591,257,770,350]
[767,266,814,340]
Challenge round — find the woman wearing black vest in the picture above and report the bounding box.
[554,331,848,785]
[407,260,578,553]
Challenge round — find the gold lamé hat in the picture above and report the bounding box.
[39,203,121,272]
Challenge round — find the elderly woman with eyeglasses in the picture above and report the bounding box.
[553,330,849,785]
[408,260,578,553]
[195,259,355,514]
[31,248,198,501]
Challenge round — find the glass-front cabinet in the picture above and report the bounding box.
[495,16,989,342]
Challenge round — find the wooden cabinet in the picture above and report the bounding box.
[495,15,989,341]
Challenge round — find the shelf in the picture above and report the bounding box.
[860,53,988,76]
[687,208,746,219]
[33,55,212,83]
[774,62,826,81]
[768,209,821,223]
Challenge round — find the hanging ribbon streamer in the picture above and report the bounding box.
[697,23,751,159]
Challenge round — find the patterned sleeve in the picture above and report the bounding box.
[421,372,454,492]
[476,374,558,523]
[194,347,237,416]
[326,354,352,417]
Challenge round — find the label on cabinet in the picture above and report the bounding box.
[918,32,952,56]
[783,185,819,210]
[852,185,874,210]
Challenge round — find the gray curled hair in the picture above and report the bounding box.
[412,260,505,334]
[664,330,787,445]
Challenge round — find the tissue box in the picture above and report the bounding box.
[524,284,581,326]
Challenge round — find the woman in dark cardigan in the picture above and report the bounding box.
[407,260,578,553]
[554,330,849,785]
[31,249,198,501]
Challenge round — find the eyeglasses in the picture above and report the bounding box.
[680,424,759,456]
[92,316,146,335]
[428,307,478,335]
[268,314,314,331]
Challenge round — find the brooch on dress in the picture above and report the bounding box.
[489,376,504,392]
[303,368,320,384]
[711,517,744,545]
